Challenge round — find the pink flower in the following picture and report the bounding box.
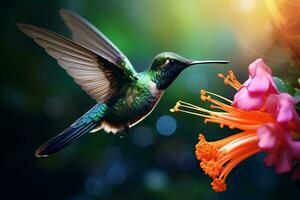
[257,93,300,175]
[171,61,300,192]
[257,123,300,174]
[266,93,300,125]
[231,63,300,179]
[233,58,279,110]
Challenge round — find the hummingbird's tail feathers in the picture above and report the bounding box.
[35,103,108,157]
[35,122,98,157]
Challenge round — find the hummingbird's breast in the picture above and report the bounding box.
[101,75,164,133]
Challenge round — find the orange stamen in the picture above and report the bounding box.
[211,178,227,192]
[195,134,260,192]
[218,70,242,90]
[200,160,223,179]
[170,70,274,192]
[195,134,222,161]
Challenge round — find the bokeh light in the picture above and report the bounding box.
[143,169,169,191]
[106,165,127,185]
[156,115,177,136]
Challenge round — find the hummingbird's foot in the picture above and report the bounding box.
[119,126,130,138]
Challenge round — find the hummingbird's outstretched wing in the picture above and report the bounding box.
[18,23,133,103]
[60,9,137,78]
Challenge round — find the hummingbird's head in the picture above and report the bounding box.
[149,52,229,90]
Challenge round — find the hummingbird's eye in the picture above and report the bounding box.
[163,59,175,67]
[169,59,175,65]
[165,59,174,66]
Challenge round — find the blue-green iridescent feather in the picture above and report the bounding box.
[35,103,108,156]
[102,72,163,131]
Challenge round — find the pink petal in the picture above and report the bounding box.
[286,135,300,159]
[257,124,278,151]
[248,58,264,77]
[266,93,296,124]
[277,93,294,123]
[233,59,280,111]
[242,77,252,87]
[239,98,264,110]
[276,101,293,123]
[233,88,264,110]
[266,94,279,117]
[255,60,272,75]
[232,87,244,103]
[247,75,270,93]
[249,58,272,77]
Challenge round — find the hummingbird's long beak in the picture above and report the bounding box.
[189,60,230,66]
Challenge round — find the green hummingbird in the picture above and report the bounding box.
[18,10,229,157]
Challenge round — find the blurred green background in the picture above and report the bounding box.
[1,0,300,200]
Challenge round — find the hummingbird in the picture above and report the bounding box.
[18,10,229,157]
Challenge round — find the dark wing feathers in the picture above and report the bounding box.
[17,23,131,103]
[60,9,137,78]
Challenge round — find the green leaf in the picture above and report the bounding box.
[272,76,295,94]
